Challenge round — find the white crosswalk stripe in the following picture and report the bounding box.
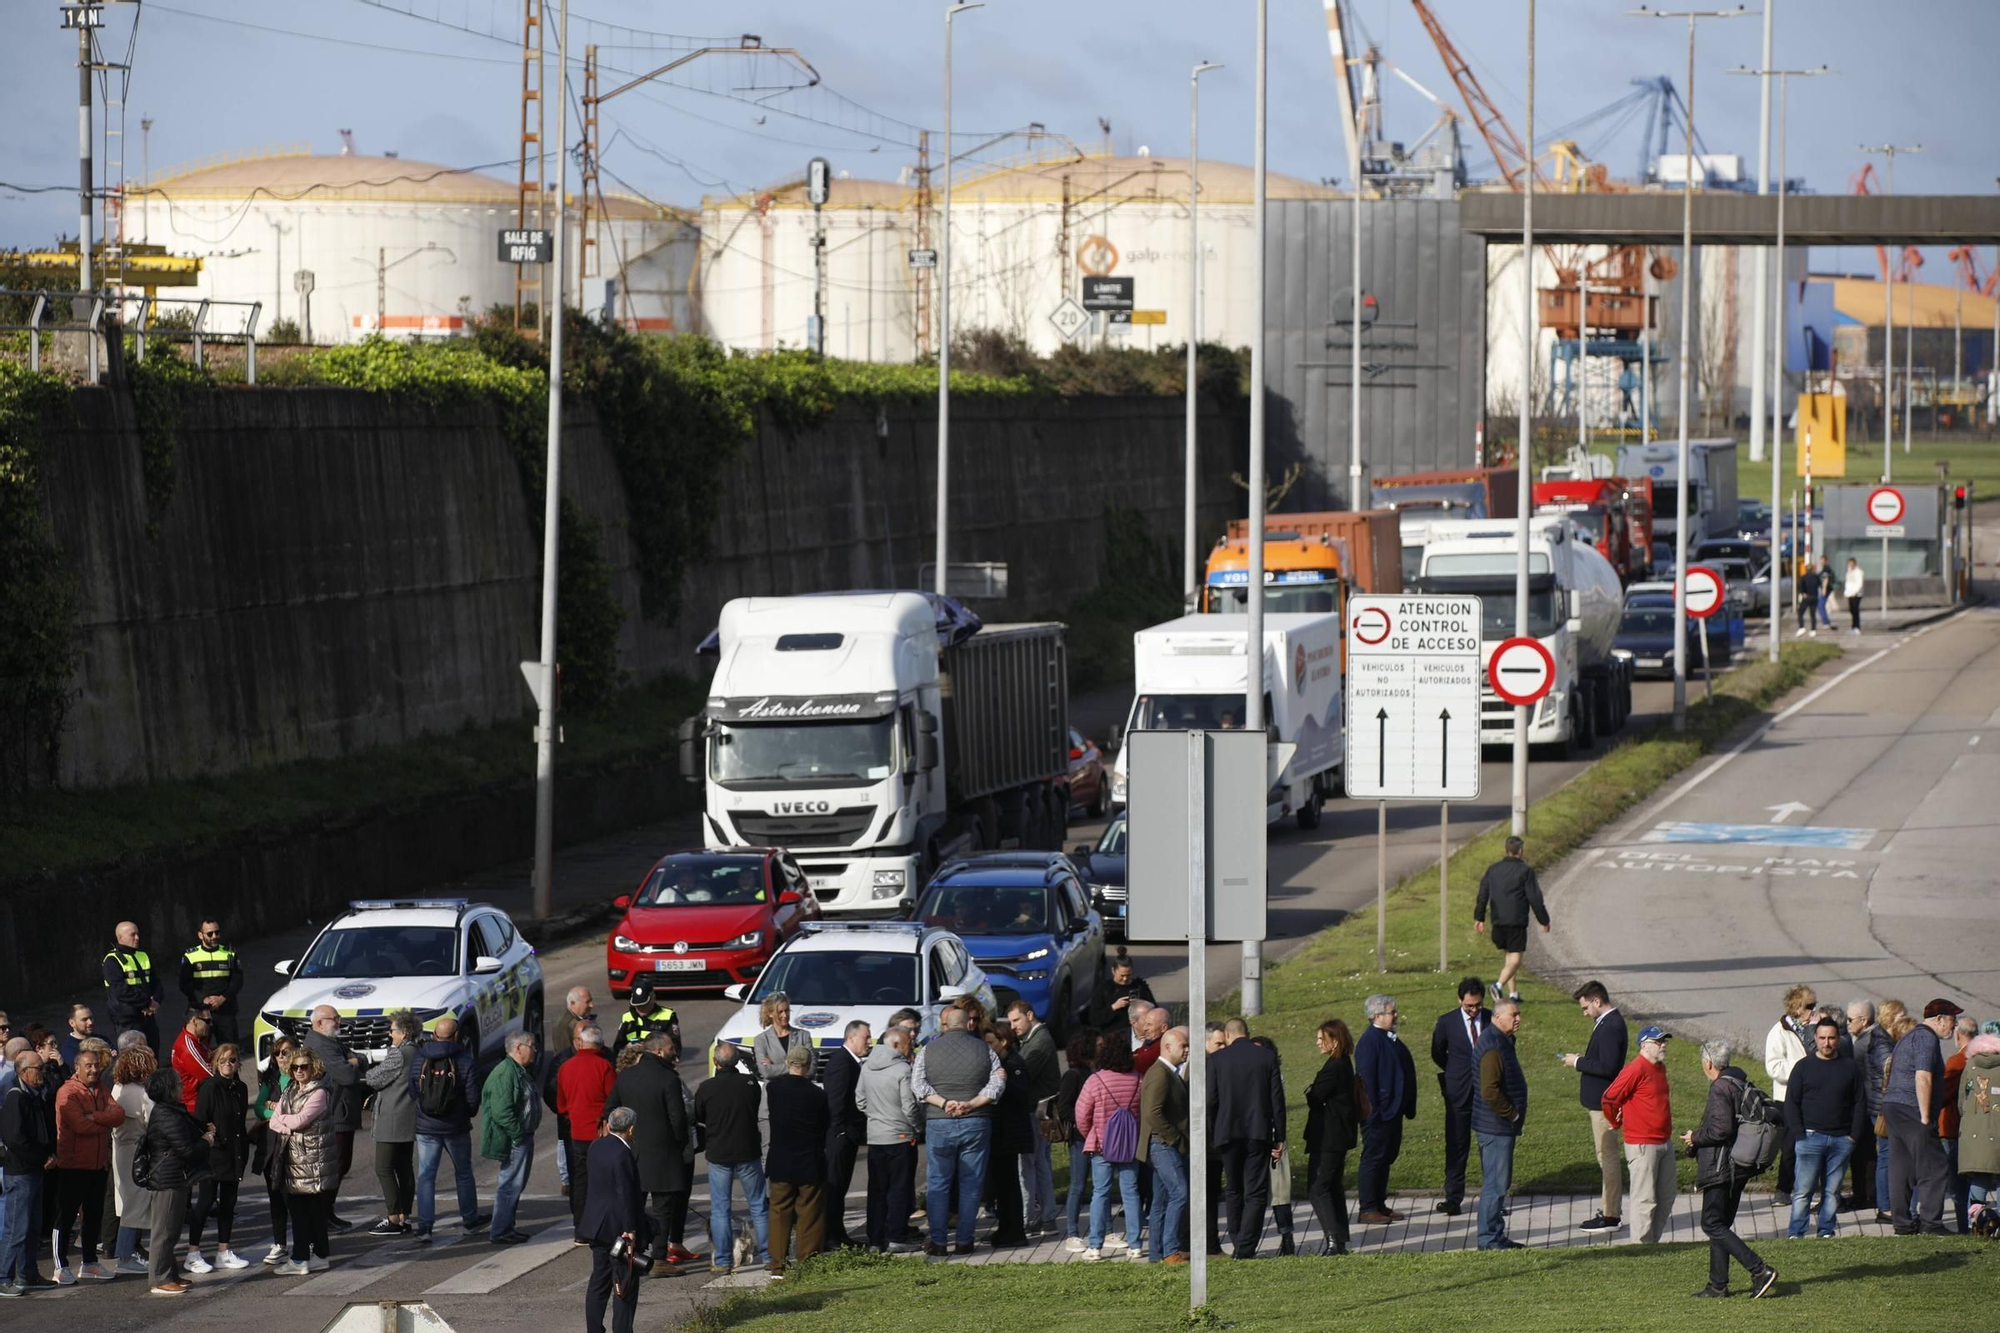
[422,1223,575,1295]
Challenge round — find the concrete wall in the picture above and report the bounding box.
[40,388,1245,789]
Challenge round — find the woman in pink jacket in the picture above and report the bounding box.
[1068,1033,1143,1261]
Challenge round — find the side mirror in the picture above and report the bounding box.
[677,716,704,784]
[723,983,747,1003]
[612,894,632,910]
[274,959,294,977]
[473,955,503,975]
[917,733,940,772]
[779,889,804,905]
[918,711,938,735]
[1071,844,1090,857]
[1108,723,1123,750]
[1566,616,1584,633]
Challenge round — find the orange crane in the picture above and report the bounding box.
[1946,245,1999,298]
[1408,0,1548,191]
[1849,163,1925,283]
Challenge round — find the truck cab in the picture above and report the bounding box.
[1533,478,1640,581]
[1201,535,1344,619]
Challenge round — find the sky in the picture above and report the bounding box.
[2,0,1995,281]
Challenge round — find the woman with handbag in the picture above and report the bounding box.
[1305,1019,1361,1256]
[268,1046,335,1275]
[185,1044,251,1271]
[138,1068,212,1296]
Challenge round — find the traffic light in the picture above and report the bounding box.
[1954,485,1967,510]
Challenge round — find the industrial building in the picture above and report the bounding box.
[129,147,698,340]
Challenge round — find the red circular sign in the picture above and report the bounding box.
[1352,605,1392,645]
[1682,564,1726,620]
[1488,636,1556,707]
[1867,486,1904,525]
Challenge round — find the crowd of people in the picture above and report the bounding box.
[3,907,1997,1323]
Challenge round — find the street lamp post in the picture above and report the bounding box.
[1511,0,1534,836]
[1857,142,1921,619]
[1243,0,1268,1018]
[1732,64,1835,664]
[1630,6,1748,733]
[1186,61,1222,607]
[1746,2,1773,468]
[936,3,984,597]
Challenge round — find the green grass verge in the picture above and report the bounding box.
[681,1238,1986,1332]
[0,675,707,879]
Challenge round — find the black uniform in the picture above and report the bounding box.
[179,941,245,1045]
[102,943,164,1049]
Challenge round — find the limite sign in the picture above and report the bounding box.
[1344,595,1483,801]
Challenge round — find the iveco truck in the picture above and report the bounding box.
[1415,516,1632,754]
[680,593,1069,915]
[1615,440,1738,547]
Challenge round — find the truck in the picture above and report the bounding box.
[1615,440,1738,548]
[1531,477,1652,582]
[1413,515,1633,755]
[1108,612,1344,829]
[1369,467,1521,584]
[679,592,1069,916]
[1207,509,1404,606]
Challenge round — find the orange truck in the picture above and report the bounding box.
[1531,477,1655,582]
[1203,508,1403,614]
[1368,467,1520,584]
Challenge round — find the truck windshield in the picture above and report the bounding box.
[1207,584,1339,615]
[1416,581,1561,640]
[710,717,896,788]
[1652,481,1698,518]
[1564,511,1604,541]
[1130,693,1255,731]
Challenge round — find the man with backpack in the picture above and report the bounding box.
[1683,1039,1780,1300]
[407,1016,486,1240]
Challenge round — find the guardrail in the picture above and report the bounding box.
[0,289,107,380]
[1,290,265,383]
[122,295,264,382]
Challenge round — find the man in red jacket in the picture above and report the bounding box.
[170,1009,215,1114]
[1600,1024,1675,1244]
[557,1024,618,1238]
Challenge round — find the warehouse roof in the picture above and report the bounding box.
[1824,276,1998,329]
[145,149,680,221]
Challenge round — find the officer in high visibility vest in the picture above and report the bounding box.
[612,975,680,1058]
[179,916,245,1046]
[102,919,164,1049]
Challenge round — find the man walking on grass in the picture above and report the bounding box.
[1685,1040,1779,1300]
[1473,838,1548,1002]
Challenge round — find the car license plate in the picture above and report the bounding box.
[1114,903,1125,917]
[652,959,703,972]
[1638,658,1663,669]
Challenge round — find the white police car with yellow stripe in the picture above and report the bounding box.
[708,921,995,1076]
[251,900,543,1074]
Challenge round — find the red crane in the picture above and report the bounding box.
[1409,0,1549,191]
[1947,245,1999,298]
[1849,162,1925,283]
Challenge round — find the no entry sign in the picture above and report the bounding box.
[1488,636,1556,707]
[1867,486,1904,526]
[1683,565,1726,620]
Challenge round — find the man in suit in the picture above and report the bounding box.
[1355,994,1417,1223]
[1429,977,1491,1217]
[821,1020,870,1250]
[580,1106,648,1333]
[1562,979,1630,1232]
[603,1035,692,1275]
[1206,1017,1284,1258]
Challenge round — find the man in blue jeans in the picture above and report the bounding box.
[1472,1000,1527,1250]
[692,1041,768,1272]
[911,1005,1002,1256]
[0,1050,58,1295]
[1140,1028,1190,1261]
[408,1016,487,1238]
[479,1030,542,1244]
[1785,1015,1865,1238]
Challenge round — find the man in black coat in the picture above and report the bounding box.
[1429,977,1491,1217]
[1473,837,1549,1001]
[1206,1018,1285,1258]
[1562,979,1630,1232]
[766,1046,831,1273]
[580,1108,649,1333]
[821,1020,870,1250]
[303,1004,364,1230]
[604,1035,692,1276]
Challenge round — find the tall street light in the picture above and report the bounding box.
[1745,2,1773,468]
[1243,0,1268,1021]
[1511,0,1535,835]
[1630,5,1749,734]
[1731,63,1835,664]
[1857,144,1922,487]
[1185,61,1223,608]
[935,2,983,597]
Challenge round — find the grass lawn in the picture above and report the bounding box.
[682,1238,1991,1332]
[0,674,706,878]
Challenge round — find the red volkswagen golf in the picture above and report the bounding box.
[605,849,822,997]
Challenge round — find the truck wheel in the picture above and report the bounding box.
[1049,789,1069,849]
[1296,789,1323,831]
[1576,685,1596,751]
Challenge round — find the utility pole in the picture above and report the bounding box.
[140,115,151,243]
[935,4,982,596]
[1185,62,1222,607]
[808,157,829,353]
[1746,0,1773,466]
[1858,144,1922,485]
[530,0,571,920]
[1512,0,1534,835]
[270,217,288,328]
[1243,0,1268,1019]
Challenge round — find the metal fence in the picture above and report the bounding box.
[0,290,264,383]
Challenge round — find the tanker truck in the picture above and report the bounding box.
[1413,515,1632,755]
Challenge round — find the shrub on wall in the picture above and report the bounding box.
[0,363,83,797]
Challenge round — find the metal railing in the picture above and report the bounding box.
[122,295,264,382]
[0,290,264,383]
[0,289,108,380]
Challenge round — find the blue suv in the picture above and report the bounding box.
[914,852,1105,1038]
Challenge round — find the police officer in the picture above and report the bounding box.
[179,916,244,1046]
[102,919,164,1049]
[612,976,680,1059]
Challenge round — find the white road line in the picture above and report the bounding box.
[1973,735,1984,746]
[422,1223,575,1295]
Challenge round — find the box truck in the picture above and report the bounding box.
[1370,467,1521,584]
[1615,440,1738,547]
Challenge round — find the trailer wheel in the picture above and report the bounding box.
[1296,788,1324,831]
[1576,683,1597,751]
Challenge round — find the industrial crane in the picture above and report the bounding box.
[1849,162,1926,283]
[1322,0,1464,197]
[1408,0,1548,191]
[1947,245,1999,298]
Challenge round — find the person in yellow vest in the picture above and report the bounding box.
[612,976,680,1059]
[102,920,164,1049]
[179,917,245,1047]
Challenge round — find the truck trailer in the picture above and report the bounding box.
[1370,467,1521,584]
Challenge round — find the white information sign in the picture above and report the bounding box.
[1343,594,1483,801]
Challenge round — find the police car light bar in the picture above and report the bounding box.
[799,921,923,935]
[349,898,470,912]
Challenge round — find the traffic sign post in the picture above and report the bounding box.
[1048,298,1087,343]
[1488,636,1556,707]
[1081,275,1134,312]
[1681,564,1726,619]
[1344,595,1483,972]
[1869,486,1902,618]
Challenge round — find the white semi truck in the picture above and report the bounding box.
[1415,516,1633,754]
[1616,439,1740,546]
[679,592,1069,915]
[1109,612,1345,829]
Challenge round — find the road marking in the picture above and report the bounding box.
[1638,821,1876,851]
[422,1222,575,1295]
[1766,801,1812,824]
[1973,735,1984,747]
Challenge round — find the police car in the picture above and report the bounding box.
[251,900,544,1074]
[709,921,995,1075]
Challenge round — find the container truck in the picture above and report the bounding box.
[1108,613,1344,829]
[1414,515,1633,755]
[1531,477,1651,581]
[679,592,1069,915]
[1615,440,1738,547]
[1208,509,1404,603]
[1370,467,1521,584]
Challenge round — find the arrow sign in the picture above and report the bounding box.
[1344,593,1481,802]
[1488,637,1556,707]
[1376,707,1389,788]
[1440,708,1451,787]
[1866,486,1904,526]
[1766,801,1812,824]
[1682,564,1726,620]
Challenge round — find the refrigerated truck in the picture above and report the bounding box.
[679,592,1069,915]
[1615,440,1738,547]
[1109,612,1344,830]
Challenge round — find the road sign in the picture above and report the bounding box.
[1081,276,1134,311]
[1488,636,1556,707]
[498,229,553,264]
[1127,309,1167,325]
[1126,728,1268,942]
[1682,564,1726,619]
[293,269,315,296]
[907,248,937,269]
[806,157,831,206]
[1048,298,1088,342]
[1863,523,1905,538]
[1867,486,1904,526]
[1343,595,1483,801]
